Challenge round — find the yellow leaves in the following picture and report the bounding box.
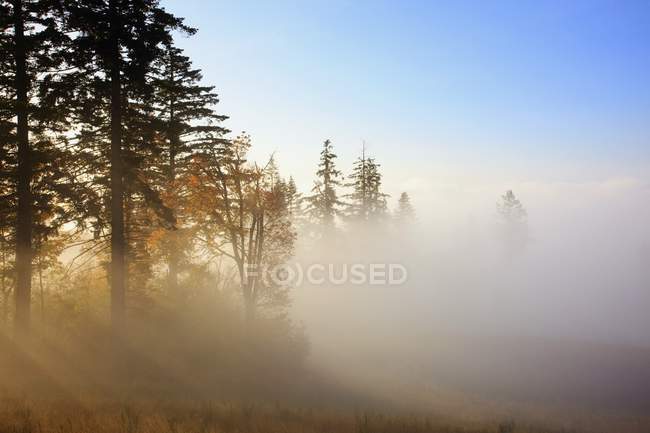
[189,174,200,187]
[147,227,167,249]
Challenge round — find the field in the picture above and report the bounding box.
[0,398,596,433]
[3,325,650,433]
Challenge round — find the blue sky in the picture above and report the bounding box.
[164,0,650,195]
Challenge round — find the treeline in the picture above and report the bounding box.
[301,140,415,232]
[0,0,416,339]
[0,0,293,335]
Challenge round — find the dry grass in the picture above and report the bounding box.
[0,398,588,433]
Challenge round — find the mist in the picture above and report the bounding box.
[290,176,650,415]
[2,0,650,431]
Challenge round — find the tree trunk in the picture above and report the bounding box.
[244,211,263,325]
[1,229,9,324]
[167,104,179,295]
[13,0,33,337]
[236,259,255,324]
[2,290,9,325]
[38,262,44,322]
[168,250,178,294]
[109,0,126,332]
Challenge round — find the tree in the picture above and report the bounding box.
[33,232,67,322]
[66,0,191,330]
[305,139,342,232]
[345,147,388,223]
[190,133,295,322]
[147,43,228,296]
[497,190,526,224]
[252,170,295,316]
[497,190,528,256]
[284,176,302,220]
[0,225,12,324]
[0,0,78,335]
[9,0,32,334]
[395,192,415,223]
[0,31,14,320]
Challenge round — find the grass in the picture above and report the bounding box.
[0,398,592,433]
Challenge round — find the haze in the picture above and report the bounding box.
[1,1,649,432]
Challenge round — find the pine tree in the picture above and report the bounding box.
[345,147,388,223]
[0,0,80,334]
[0,225,12,324]
[284,176,303,220]
[305,139,342,231]
[10,0,32,335]
[66,0,191,331]
[395,192,415,223]
[0,6,15,320]
[497,190,526,223]
[366,158,388,219]
[140,42,229,297]
[497,190,528,256]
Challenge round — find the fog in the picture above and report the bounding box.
[3,0,650,430]
[2,175,650,432]
[291,176,650,412]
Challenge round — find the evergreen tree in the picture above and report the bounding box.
[497,190,528,256]
[395,192,415,223]
[145,43,228,297]
[0,225,12,324]
[497,190,526,223]
[0,17,15,320]
[366,158,388,219]
[0,0,80,334]
[345,147,388,223]
[305,139,342,230]
[66,0,191,330]
[284,176,303,220]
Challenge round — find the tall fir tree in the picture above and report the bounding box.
[66,0,191,330]
[305,139,342,231]
[148,43,228,297]
[0,2,15,322]
[345,146,388,223]
[497,190,528,256]
[395,192,415,223]
[0,0,80,335]
[284,176,303,220]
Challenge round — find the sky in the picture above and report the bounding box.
[163,0,650,210]
[159,1,650,346]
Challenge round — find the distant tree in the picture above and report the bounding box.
[497,190,526,223]
[305,139,343,231]
[365,158,388,220]
[395,192,415,223]
[345,146,388,223]
[284,176,303,220]
[497,190,528,255]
